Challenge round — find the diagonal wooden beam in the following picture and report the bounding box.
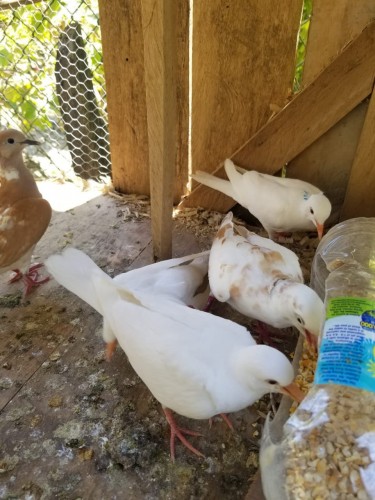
[181,20,375,212]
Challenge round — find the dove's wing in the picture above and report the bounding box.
[114,251,209,305]
[258,173,322,194]
[92,276,254,418]
[240,231,303,282]
[209,216,303,304]
[0,197,51,271]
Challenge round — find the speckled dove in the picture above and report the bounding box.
[0,129,51,295]
[45,247,304,460]
[192,159,332,240]
[208,212,325,348]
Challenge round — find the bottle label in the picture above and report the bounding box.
[315,296,375,392]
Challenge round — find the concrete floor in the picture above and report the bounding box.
[0,188,314,499]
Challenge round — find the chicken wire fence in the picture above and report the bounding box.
[0,0,110,183]
[0,0,312,185]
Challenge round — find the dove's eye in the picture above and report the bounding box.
[7,138,15,144]
[296,316,304,325]
[267,380,278,385]
[310,207,314,214]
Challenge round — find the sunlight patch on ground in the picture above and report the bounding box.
[37,179,106,212]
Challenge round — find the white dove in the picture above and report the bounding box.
[46,248,210,359]
[192,158,332,240]
[45,247,303,460]
[208,212,325,348]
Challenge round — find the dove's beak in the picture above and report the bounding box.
[106,339,117,361]
[280,382,305,403]
[304,329,318,351]
[22,139,40,146]
[316,223,324,240]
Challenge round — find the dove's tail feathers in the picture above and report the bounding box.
[191,170,237,200]
[45,247,110,314]
[215,212,235,241]
[223,158,246,186]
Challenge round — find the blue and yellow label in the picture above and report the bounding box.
[315,297,375,392]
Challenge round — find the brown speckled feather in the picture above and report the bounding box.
[0,129,52,275]
[0,197,51,269]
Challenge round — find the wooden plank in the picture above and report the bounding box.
[286,103,368,224]
[302,1,375,85]
[340,91,375,219]
[287,0,375,223]
[141,0,178,260]
[174,0,190,202]
[182,20,375,212]
[98,0,150,196]
[191,0,303,182]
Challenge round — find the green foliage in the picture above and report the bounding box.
[0,0,106,132]
[293,0,313,92]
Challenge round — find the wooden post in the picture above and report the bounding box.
[98,0,150,195]
[141,0,177,260]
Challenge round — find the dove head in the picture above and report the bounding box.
[283,282,325,349]
[0,129,40,161]
[236,345,304,403]
[304,193,332,239]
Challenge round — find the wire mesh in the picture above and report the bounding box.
[0,0,110,182]
[0,0,311,184]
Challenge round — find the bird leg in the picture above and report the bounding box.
[188,294,215,312]
[105,340,118,361]
[252,321,280,348]
[272,232,294,244]
[162,407,204,462]
[220,413,234,431]
[208,413,234,431]
[203,294,216,312]
[9,264,49,297]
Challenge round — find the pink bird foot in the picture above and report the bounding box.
[162,407,204,462]
[209,413,234,431]
[9,263,49,297]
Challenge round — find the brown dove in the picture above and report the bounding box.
[0,129,52,295]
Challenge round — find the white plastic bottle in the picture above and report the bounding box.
[260,218,375,500]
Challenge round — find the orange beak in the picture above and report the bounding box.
[304,329,318,351]
[316,223,324,240]
[106,339,118,361]
[280,382,305,403]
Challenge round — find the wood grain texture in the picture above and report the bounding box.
[340,91,375,219]
[302,0,375,85]
[286,103,368,224]
[141,0,178,260]
[182,20,375,212]
[98,0,149,195]
[190,0,303,177]
[174,0,189,202]
[287,0,375,223]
